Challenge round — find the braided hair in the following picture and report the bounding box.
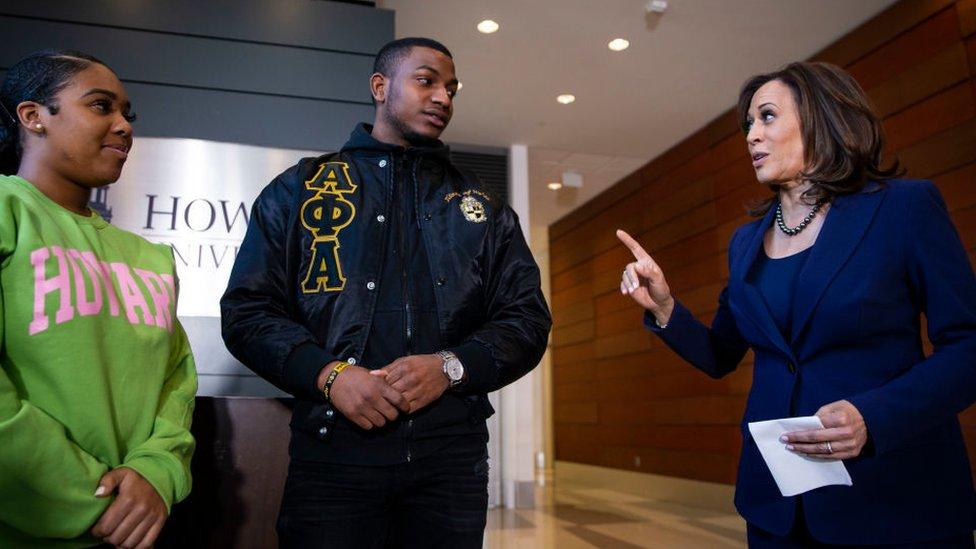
[0,49,107,175]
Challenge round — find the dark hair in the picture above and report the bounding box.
[372,37,452,77]
[736,61,903,216]
[0,49,108,175]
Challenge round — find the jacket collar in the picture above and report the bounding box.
[732,183,886,353]
[341,123,452,163]
[732,204,793,357]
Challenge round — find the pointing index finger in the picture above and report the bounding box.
[616,229,651,261]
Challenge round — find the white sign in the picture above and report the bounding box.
[102,137,322,318]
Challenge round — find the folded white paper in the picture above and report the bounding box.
[747,415,853,497]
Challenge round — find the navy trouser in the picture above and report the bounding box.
[747,499,975,548]
[277,436,489,549]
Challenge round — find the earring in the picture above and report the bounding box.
[35,123,43,130]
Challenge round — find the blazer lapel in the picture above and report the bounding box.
[790,188,885,343]
[731,204,794,359]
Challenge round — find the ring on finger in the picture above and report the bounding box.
[825,441,833,454]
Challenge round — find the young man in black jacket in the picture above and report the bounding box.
[220,37,551,548]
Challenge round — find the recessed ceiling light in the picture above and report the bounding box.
[548,182,563,190]
[556,94,576,105]
[608,38,630,51]
[477,20,499,34]
[646,0,668,13]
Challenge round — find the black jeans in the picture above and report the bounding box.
[277,436,489,549]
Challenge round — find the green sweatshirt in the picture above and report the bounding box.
[0,175,197,548]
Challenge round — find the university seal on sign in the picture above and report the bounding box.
[460,195,487,223]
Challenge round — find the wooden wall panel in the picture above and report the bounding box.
[882,81,975,151]
[552,0,976,485]
[813,0,955,67]
[960,0,976,36]
[934,163,976,210]
[968,35,976,74]
[845,8,960,90]
[868,43,970,117]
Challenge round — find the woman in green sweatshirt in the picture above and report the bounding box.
[0,50,197,548]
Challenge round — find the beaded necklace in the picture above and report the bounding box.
[775,201,824,236]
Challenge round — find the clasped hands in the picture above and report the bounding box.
[90,466,167,548]
[319,355,448,430]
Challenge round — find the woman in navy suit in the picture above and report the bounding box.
[617,61,976,547]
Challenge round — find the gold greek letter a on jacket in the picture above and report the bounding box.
[300,162,358,293]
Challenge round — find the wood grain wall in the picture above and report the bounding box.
[550,0,976,484]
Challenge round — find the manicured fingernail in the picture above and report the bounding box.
[780,435,789,442]
[94,486,106,496]
[786,445,795,451]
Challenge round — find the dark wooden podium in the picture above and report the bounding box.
[157,397,293,548]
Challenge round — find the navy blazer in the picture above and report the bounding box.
[650,179,976,544]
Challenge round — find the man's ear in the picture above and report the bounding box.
[370,73,388,104]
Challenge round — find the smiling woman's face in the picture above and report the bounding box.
[30,63,134,187]
[744,79,805,187]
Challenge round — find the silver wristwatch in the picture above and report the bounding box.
[436,350,465,388]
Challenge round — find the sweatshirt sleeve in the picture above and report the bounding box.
[122,317,197,512]
[0,282,112,539]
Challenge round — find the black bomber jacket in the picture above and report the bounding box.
[220,124,551,460]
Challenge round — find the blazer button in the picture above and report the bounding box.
[318,426,329,436]
[325,409,335,418]
[436,277,446,286]
[378,159,388,168]
[366,281,376,290]
[424,212,432,221]
[787,362,796,374]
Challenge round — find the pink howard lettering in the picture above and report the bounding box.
[112,262,156,326]
[29,246,73,335]
[134,268,172,331]
[29,246,176,335]
[68,249,102,316]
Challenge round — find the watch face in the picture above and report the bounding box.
[447,360,464,381]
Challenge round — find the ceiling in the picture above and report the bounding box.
[379,0,897,235]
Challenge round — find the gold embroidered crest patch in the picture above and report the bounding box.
[460,195,487,223]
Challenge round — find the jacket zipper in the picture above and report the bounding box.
[397,156,414,355]
[396,155,415,463]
